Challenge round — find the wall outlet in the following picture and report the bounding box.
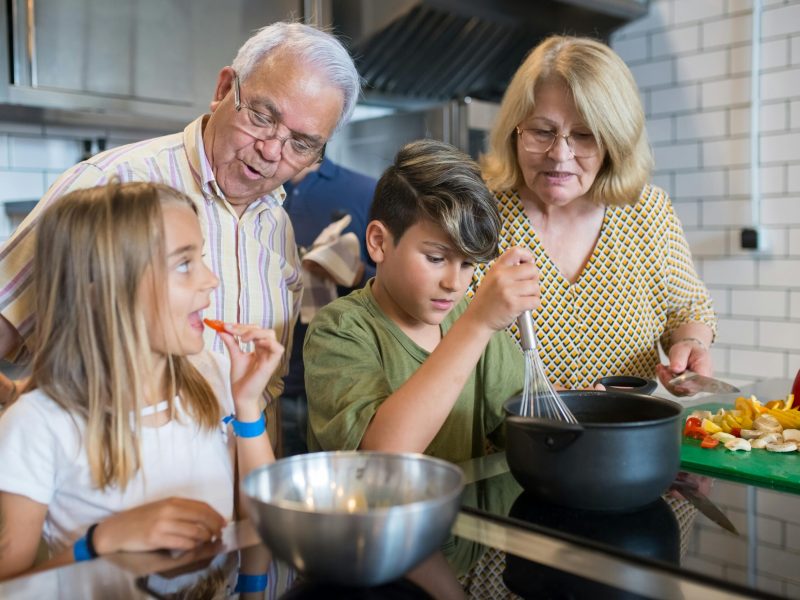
[740,227,769,252]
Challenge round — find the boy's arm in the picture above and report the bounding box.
[361,248,538,454]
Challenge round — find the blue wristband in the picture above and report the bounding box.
[234,572,268,593]
[231,414,266,438]
[73,523,99,562]
[73,536,92,562]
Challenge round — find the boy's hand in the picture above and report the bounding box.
[468,246,540,332]
[214,324,285,413]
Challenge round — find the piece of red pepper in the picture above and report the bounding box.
[684,426,706,440]
[203,318,226,333]
[731,427,741,438]
[683,417,704,439]
[683,417,703,435]
[700,436,719,449]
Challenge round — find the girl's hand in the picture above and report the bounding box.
[93,497,226,555]
[213,324,285,411]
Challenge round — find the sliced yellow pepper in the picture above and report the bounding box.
[702,418,723,434]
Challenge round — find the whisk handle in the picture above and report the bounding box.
[517,310,536,351]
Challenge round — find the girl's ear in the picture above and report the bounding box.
[365,220,390,264]
[210,67,236,113]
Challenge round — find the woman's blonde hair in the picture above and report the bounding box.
[31,182,221,490]
[482,35,653,206]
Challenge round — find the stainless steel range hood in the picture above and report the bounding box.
[331,0,649,105]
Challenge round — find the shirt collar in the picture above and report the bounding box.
[183,115,287,209]
[316,157,338,180]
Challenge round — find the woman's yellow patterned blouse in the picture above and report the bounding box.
[469,184,717,390]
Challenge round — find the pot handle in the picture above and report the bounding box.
[596,375,657,395]
[506,416,583,451]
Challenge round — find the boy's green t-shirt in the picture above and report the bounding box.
[303,282,525,464]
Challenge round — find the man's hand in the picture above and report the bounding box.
[0,315,25,405]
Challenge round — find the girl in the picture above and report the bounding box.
[0,182,283,580]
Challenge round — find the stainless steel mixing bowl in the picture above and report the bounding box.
[241,451,465,586]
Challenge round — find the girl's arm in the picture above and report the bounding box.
[215,325,284,478]
[0,492,50,580]
[0,491,226,581]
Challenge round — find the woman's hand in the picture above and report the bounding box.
[214,324,284,413]
[467,246,540,332]
[667,338,712,376]
[92,497,226,555]
[656,337,713,390]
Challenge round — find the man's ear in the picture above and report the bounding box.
[366,220,391,264]
[210,67,236,113]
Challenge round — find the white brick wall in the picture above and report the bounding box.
[613,0,800,384]
[0,122,159,239]
[616,9,800,588]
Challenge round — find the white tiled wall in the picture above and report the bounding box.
[613,0,800,385]
[0,123,158,238]
[614,3,800,592]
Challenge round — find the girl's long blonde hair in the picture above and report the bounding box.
[482,35,653,206]
[31,182,221,490]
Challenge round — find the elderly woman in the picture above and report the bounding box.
[471,35,716,390]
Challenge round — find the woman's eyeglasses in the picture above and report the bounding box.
[515,126,599,158]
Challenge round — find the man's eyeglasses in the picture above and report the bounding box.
[233,74,326,165]
[515,126,599,158]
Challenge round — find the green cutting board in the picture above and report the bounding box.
[681,402,800,494]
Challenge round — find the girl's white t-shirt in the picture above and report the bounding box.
[0,350,236,556]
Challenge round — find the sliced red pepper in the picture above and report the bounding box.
[730,427,741,438]
[683,417,702,437]
[684,425,707,440]
[700,436,719,449]
[203,318,226,333]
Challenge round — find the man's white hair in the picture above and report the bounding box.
[232,21,361,132]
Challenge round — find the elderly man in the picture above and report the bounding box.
[0,22,360,450]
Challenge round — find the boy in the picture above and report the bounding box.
[303,140,540,463]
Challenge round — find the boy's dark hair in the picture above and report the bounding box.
[369,139,501,263]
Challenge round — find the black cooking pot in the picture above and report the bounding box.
[503,389,682,512]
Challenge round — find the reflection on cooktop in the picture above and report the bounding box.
[503,492,680,599]
[280,578,433,599]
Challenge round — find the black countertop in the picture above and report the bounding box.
[2,379,797,599]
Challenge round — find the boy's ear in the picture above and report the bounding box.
[366,220,390,264]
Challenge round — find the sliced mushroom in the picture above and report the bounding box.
[689,410,713,421]
[754,414,782,433]
[766,441,798,453]
[782,429,800,443]
[751,433,783,449]
[725,438,752,452]
[740,429,763,439]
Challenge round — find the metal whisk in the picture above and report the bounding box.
[517,310,579,423]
